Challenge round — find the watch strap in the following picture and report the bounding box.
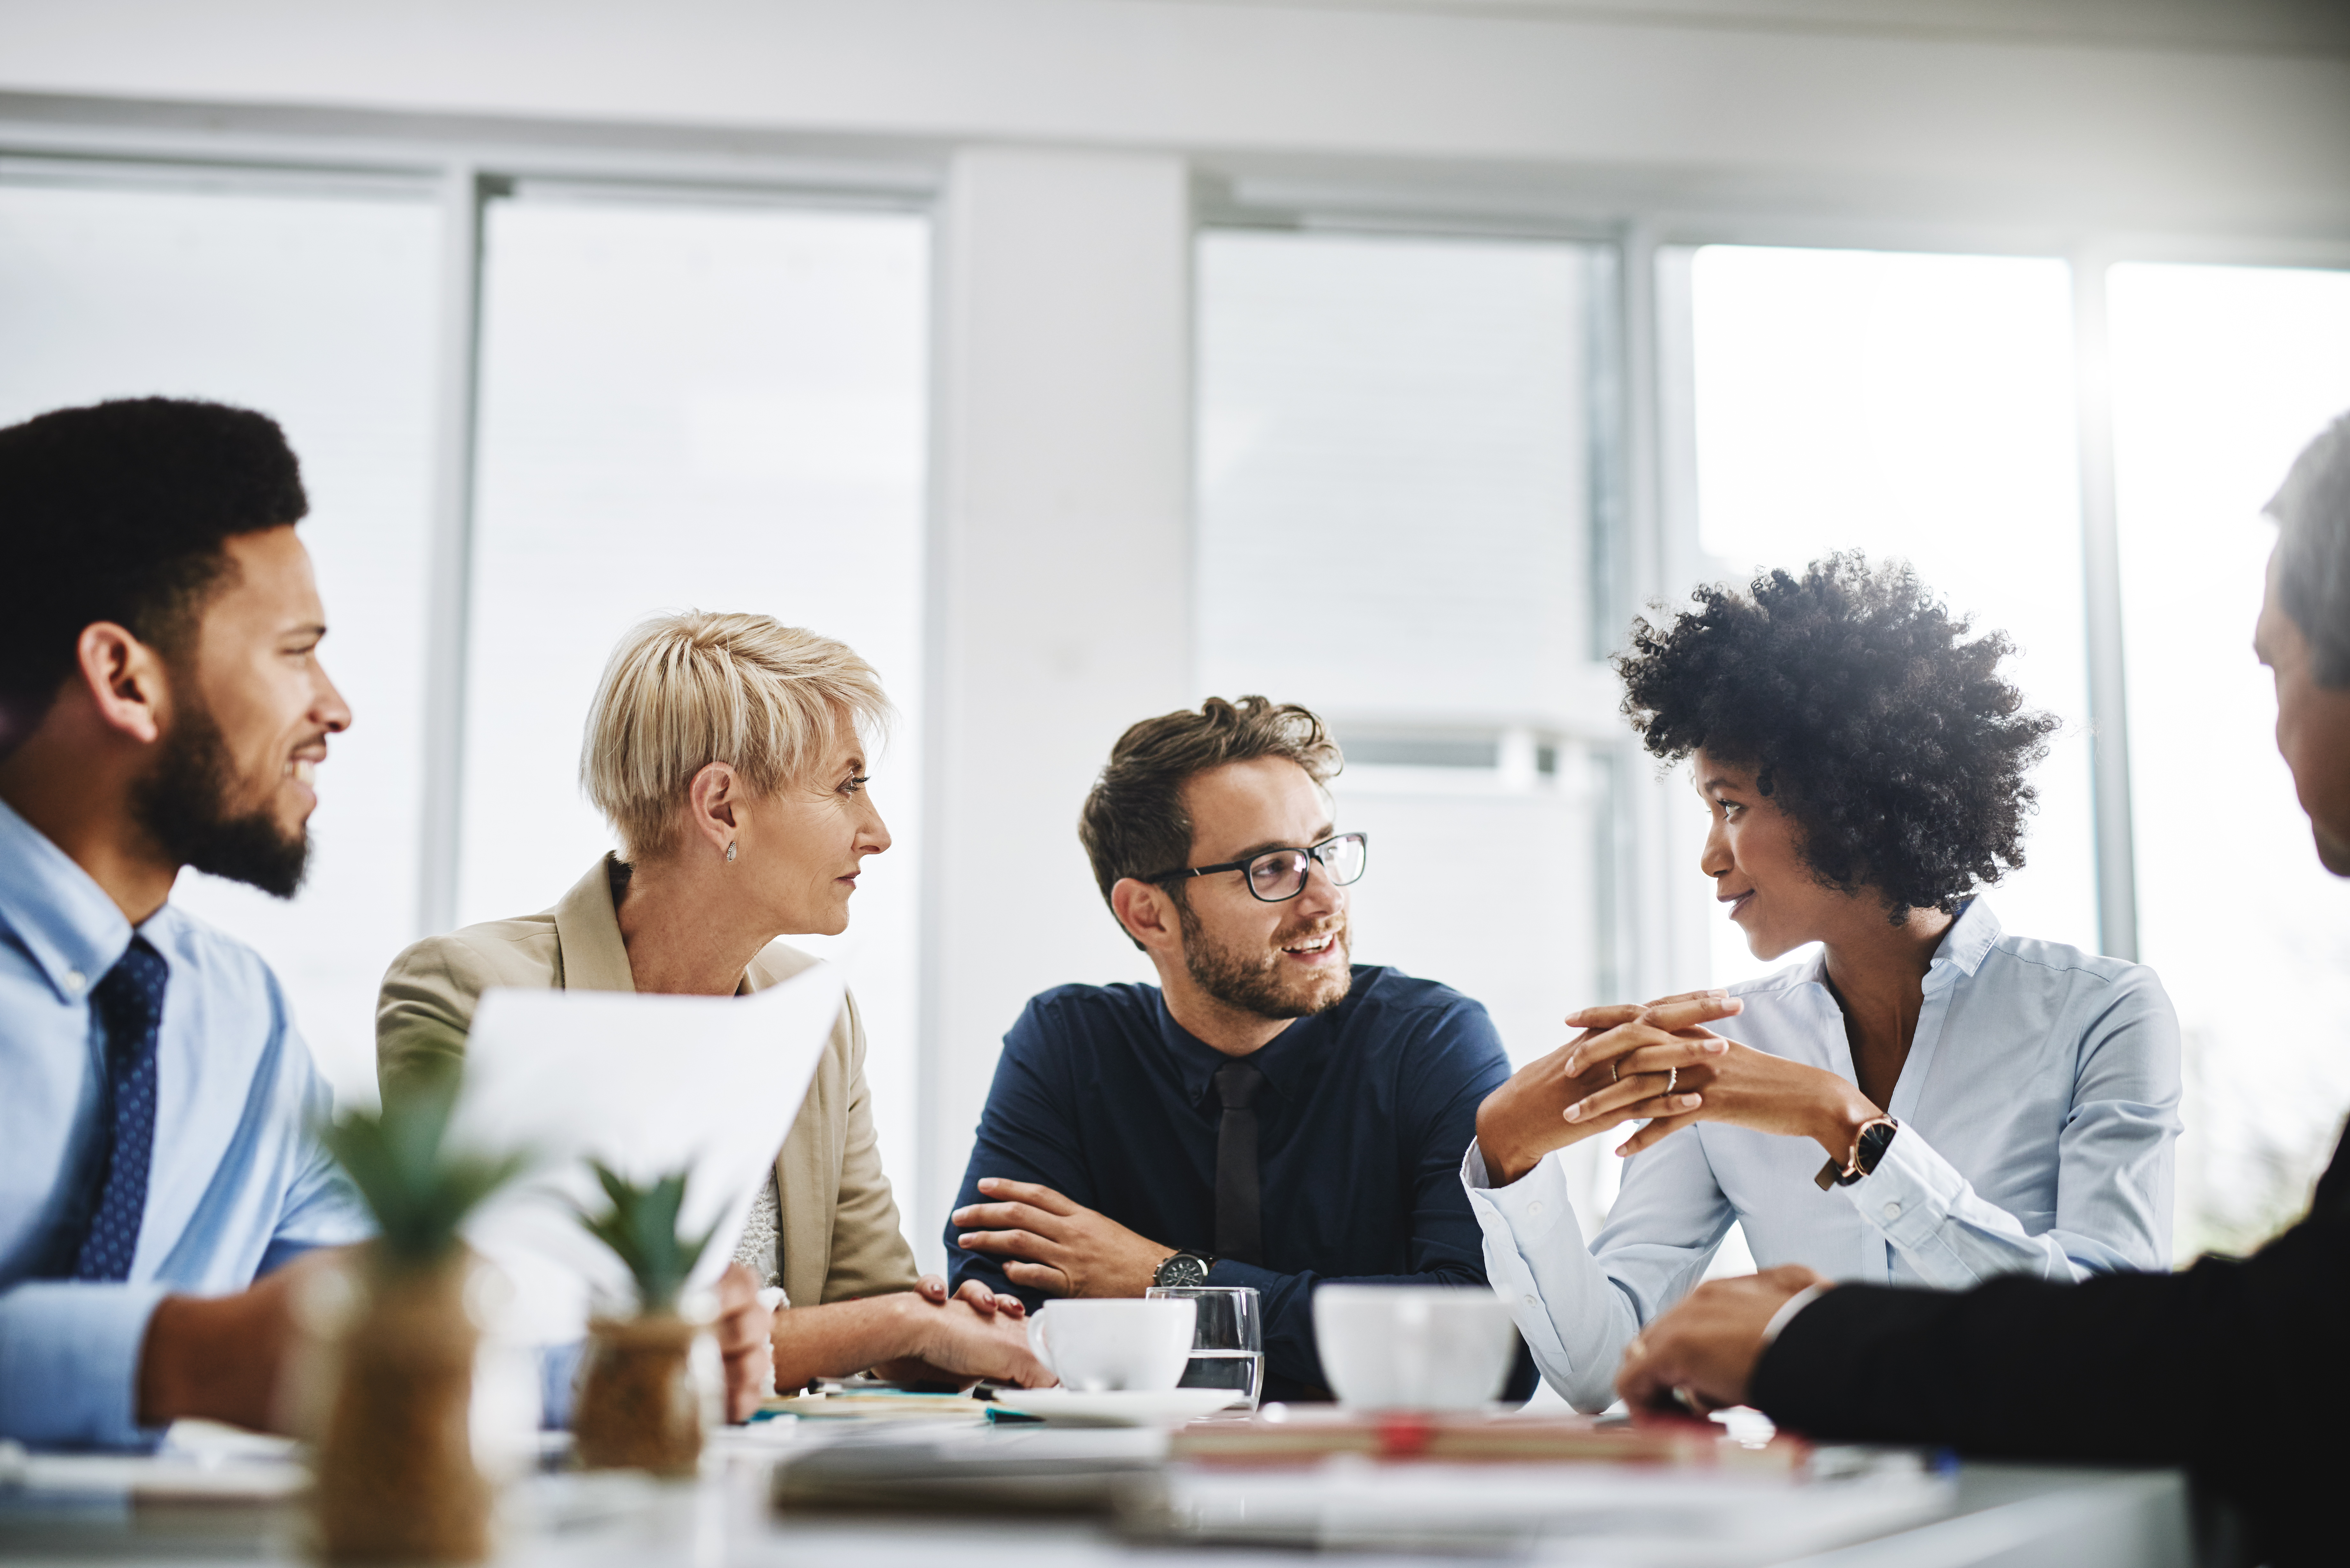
[1815,1116,1899,1190]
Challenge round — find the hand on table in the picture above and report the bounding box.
[712,1262,776,1423]
[1615,1264,1828,1414]
[139,1246,348,1433]
[951,1178,1170,1298]
[916,1271,1026,1318]
[871,1292,1056,1388]
[1474,991,1740,1186]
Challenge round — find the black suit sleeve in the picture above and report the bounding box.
[1751,1179,2350,1562]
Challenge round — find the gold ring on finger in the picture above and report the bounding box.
[1610,1060,1621,1083]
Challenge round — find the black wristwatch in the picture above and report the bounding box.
[1153,1250,1215,1287]
[1815,1116,1899,1190]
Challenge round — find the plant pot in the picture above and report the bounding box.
[313,1245,491,1564]
[572,1313,705,1475]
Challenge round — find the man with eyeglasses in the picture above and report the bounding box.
[946,696,1531,1401]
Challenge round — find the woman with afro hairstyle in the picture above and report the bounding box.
[1466,554,2181,1413]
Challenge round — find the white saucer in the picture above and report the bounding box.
[989,1387,1247,1426]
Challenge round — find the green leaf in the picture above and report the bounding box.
[319,1053,527,1271]
[573,1160,714,1314]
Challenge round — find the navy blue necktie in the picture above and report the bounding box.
[1213,1059,1265,1267]
[70,937,168,1281]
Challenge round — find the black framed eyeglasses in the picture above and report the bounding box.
[1144,832,1369,904]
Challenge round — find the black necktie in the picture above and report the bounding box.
[68,937,170,1281]
[1213,1059,1265,1266]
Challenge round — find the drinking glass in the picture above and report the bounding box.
[1144,1284,1264,1410]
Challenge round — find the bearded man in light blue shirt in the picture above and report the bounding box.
[0,398,371,1448]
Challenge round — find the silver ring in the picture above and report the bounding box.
[1664,1066,1678,1096]
[1610,1060,1621,1084]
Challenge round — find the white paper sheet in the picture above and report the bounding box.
[444,960,845,1345]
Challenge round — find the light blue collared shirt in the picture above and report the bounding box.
[0,798,369,1449]
[1465,898,2182,1411]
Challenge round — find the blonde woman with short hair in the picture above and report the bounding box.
[378,612,1048,1393]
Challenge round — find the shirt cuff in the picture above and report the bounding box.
[0,1281,171,1449]
[1204,1258,1284,1294]
[1837,1124,1967,1248]
[1760,1282,1828,1347]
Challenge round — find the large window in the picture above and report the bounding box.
[1680,245,2099,986]
[0,175,440,1107]
[0,170,929,1160]
[461,191,931,1184]
[1195,227,1625,1219]
[2109,261,2350,1256]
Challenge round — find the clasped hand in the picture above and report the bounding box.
[952,1178,1172,1298]
[1476,991,1881,1185]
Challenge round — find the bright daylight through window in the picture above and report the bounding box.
[1682,245,2098,990]
[2110,261,2350,1257]
[1196,228,1623,1073]
[0,177,439,1108]
[462,193,931,1184]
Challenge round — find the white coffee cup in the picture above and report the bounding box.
[1023,1298,1198,1392]
[1312,1284,1519,1411]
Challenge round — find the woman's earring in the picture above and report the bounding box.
[725,841,737,863]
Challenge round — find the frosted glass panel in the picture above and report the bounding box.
[0,179,440,1110]
[462,196,929,1194]
[1194,227,1607,1117]
[1197,230,1592,721]
[1687,246,2096,983]
[2109,261,2350,1258]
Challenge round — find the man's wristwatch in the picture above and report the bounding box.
[1815,1116,1899,1190]
[1153,1251,1215,1288]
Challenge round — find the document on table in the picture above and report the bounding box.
[444,960,845,1345]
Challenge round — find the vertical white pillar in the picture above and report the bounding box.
[2072,249,2139,963]
[916,147,1194,1270]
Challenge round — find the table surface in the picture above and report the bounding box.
[0,1415,2196,1568]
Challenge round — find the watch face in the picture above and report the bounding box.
[1156,1254,1210,1288]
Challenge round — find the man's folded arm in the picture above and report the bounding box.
[0,1281,173,1448]
[942,1030,1094,1306]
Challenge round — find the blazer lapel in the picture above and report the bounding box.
[551,856,637,994]
[746,943,837,1309]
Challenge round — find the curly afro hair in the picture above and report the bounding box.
[1617,553,2056,922]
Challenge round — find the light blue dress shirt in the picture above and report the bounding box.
[1465,898,2182,1411]
[0,798,369,1449]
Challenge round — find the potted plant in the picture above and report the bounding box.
[313,1067,527,1564]
[569,1162,722,1475]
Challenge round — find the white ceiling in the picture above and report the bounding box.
[1149,0,2350,55]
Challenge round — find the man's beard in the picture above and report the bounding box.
[1174,895,1352,1021]
[129,696,310,899]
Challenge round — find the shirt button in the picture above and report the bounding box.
[1527,1201,1544,1216]
[1882,1201,1902,1222]
[1522,1295,1538,1308]
[63,970,85,994]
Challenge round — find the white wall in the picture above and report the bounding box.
[920,147,1192,1268]
[5,0,2348,233]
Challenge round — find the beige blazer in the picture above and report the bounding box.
[375,856,920,1308]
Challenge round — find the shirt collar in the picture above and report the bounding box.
[1926,895,2001,987]
[0,795,136,1004]
[1157,989,1340,1109]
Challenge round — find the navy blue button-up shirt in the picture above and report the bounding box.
[947,965,1520,1400]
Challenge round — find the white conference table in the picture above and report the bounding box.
[0,1415,2198,1568]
